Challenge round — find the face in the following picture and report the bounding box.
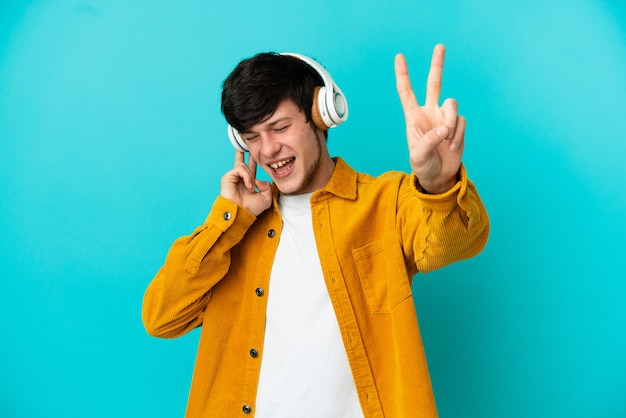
[241,99,335,195]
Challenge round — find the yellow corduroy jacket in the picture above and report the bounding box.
[142,157,489,418]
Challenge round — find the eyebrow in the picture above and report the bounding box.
[242,116,293,134]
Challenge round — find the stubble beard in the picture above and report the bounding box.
[280,131,323,196]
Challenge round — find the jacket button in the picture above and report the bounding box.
[249,348,258,358]
[267,229,276,238]
[255,287,264,297]
[223,212,232,221]
[242,405,252,414]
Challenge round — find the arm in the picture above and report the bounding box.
[142,151,269,338]
[400,165,489,274]
[142,197,257,338]
[395,45,489,272]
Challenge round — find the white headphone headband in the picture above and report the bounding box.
[227,53,348,152]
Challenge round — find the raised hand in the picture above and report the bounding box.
[395,44,465,194]
[220,151,272,216]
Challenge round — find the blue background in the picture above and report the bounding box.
[1,1,625,417]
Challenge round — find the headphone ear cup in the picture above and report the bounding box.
[227,124,249,152]
[331,90,348,124]
[311,86,331,131]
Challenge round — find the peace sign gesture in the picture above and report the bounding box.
[395,44,465,194]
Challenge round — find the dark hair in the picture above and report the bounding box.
[221,52,324,134]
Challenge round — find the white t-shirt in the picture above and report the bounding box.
[255,193,364,418]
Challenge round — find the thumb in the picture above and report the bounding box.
[415,125,448,152]
[255,179,271,192]
[434,125,450,139]
[255,180,272,205]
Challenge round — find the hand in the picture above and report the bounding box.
[395,44,465,194]
[220,151,272,216]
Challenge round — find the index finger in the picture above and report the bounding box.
[394,53,420,115]
[247,155,257,179]
[425,44,446,107]
[234,150,245,166]
[234,150,257,179]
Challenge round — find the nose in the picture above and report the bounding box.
[260,132,281,157]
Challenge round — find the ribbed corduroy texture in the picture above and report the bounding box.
[142,157,489,417]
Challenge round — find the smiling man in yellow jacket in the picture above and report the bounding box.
[142,44,489,417]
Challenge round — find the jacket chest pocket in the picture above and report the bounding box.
[352,235,413,314]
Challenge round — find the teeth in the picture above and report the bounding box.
[270,158,293,169]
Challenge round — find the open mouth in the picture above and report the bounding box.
[269,157,295,177]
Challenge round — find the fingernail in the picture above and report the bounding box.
[436,126,448,137]
[449,142,457,151]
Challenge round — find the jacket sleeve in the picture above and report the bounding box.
[142,196,257,338]
[399,164,490,275]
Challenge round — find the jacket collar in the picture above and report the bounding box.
[318,157,357,200]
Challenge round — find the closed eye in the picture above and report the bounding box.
[274,124,290,133]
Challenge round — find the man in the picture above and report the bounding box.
[142,44,489,417]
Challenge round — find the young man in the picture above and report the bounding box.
[142,45,489,417]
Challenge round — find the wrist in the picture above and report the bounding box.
[414,173,459,195]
